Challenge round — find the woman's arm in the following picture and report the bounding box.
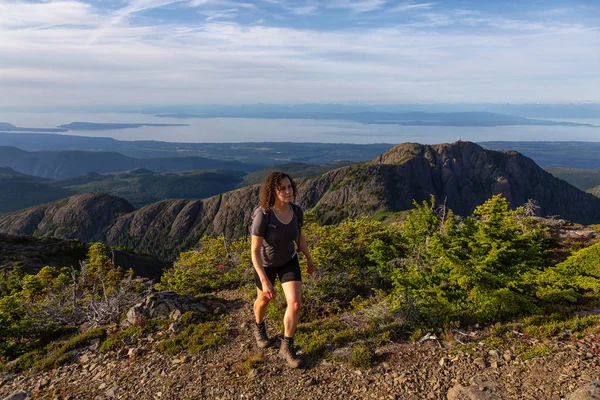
[251,235,276,299]
[297,231,315,275]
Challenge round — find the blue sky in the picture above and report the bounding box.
[0,0,598,106]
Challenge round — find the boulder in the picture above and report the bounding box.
[566,381,600,400]
[3,393,28,400]
[447,384,502,400]
[125,291,222,326]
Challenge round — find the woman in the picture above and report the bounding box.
[250,172,315,369]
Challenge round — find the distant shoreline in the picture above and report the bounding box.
[0,121,189,133]
[57,122,189,131]
[153,112,597,128]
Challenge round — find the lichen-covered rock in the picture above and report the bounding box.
[3,393,28,400]
[124,291,222,326]
[447,384,502,400]
[566,381,600,400]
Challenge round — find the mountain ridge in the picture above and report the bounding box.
[2,141,599,261]
[0,146,261,179]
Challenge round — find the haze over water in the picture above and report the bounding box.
[1,112,599,145]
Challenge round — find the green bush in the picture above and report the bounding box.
[391,195,551,325]
[535,241,600,304]
[302,218,404,319]
[157,236,252,295]
[0,242,150,363]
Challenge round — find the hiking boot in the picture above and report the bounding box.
[279,336,304,369]
[252,322,270,348]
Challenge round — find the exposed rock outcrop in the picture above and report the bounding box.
[124,292,225,326]
[300,141,600,224]
[0,193,134,241]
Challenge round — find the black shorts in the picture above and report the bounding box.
[254,254,302,290]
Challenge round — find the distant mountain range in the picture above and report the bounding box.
[0,146,261,179]
[238,161,355,187]
[0,162,354,213]
[0,167,74,213]
[53,169,245,209]
[2,141,599,261]
[2,133,600,170]
[481,142,600,170]
[154,111,595,127]
[5,103,598,118]
[0,133,395,163]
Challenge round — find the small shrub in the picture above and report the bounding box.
[98,338,118,353]
[409,328,424,343]
[157,237,251,295]
[296,329,329,358]
[349,343,372,369]
[483,335,505,350]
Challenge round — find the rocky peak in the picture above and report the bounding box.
[374,141,507,168]
[0,193,134,241]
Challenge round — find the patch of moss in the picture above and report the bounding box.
[238,352,264,373]
[521,314,600,338]
[157,321,229,356]
[519,345,555,360]
[483,335,506,350]
[4,327,106,372]
[99,320,168,353]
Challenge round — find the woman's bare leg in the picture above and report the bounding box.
[281,281,302,337]
[254,288,271,323]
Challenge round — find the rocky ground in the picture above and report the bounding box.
[2,289,600,400]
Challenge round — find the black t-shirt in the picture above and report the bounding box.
[251,204,303,268]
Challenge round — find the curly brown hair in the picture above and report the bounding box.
[259,172,297,210]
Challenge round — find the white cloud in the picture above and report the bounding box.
[403,12,452,27]
[327,0,386,13]
[390,2,435,13]
[201,8,240,21]
[0,0,102,29]
[86,0,185,44]
[289,5,319,15]
[189,0,255,8]
[0,1,598,105]
[535,8,570,17]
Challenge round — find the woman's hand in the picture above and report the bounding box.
[261,278,276,300]
[306,258,316,276]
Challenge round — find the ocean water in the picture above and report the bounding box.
[0,112,599,144]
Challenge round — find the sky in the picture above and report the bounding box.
[0,0,599,106]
